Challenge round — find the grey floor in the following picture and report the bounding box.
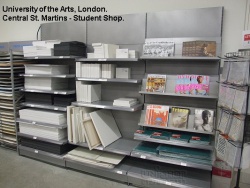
[0,147,135,188]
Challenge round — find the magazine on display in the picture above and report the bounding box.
[145,105,169,127]
[146,74,166,93]
[194,109,214,132]
[169,107,190,129]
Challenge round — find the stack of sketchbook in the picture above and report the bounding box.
[64,147,125,169]
[76,62,116,79]
[23,40,61,57]
[76,82,101,102]
[19,109,67,141]
[113,98,138,107]
[67,107,122,150]
[24,64,69,91]
[157,144,212,165]
[134,127,211,145]
[88,43,119,58]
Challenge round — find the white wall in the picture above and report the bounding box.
[0,0,249,54]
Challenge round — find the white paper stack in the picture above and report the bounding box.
[76,62,82,77]
[19,109,66,125]
[92,43,119,58]
[23,40,61,57]
[25,77,68,90]
[129,50,138,58]
[113,98,138,107]
[76,81,101,102]
[25,64,69,75]
[81,64,102,78]
[19,123,67,141]
[116,68,131,79]
[101,64,116,78]
[116,49,129,58]
[64,147,125,169]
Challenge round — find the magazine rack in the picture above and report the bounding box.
[216,55,250,188]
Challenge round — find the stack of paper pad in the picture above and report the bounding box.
[76,82,101,102]
[19,137,75,155]
[189,135,211,145]
[133,142,159,156]
[25,77,68,90]
[64,147,125,169]
[169,133,191,143]
[25,64,69,75]
[91,43,119,58]
[113,98,139,107]
[23,40,61,57]
[157,144,212,165]
[19,109,66,125]
[150,131,171,140]
[19,123,67,141]
[134,128,154,139]
[101,64,116,78]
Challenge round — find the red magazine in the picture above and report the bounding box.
[145,105,169,127]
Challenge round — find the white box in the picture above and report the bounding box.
[116,68,131,79]
[116,49,129,58]
[25,64,69,75]
[129,50,138,58]
[87,53,95,58]
[25,77,68,90]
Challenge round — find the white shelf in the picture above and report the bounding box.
[76,58,139,62]
[139,91,218,99]
[20,88,75,95]
[76,77,141,83]
[20,74,75,78]
[138,123,215,135]
[131,151,212,171]
[69,138,140,156]
[24,56,82,60]
[21,102,67,111]
[16,118,67,129]
[72,101,143,112]
[140,56,220,61]
[134,135,214,150]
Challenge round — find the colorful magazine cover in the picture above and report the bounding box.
[194,109,214,132]
[146,74,166,93]
[169,107,190,129]
[189,75,210,95]
[175,75,184,94]
[145,105,169,127]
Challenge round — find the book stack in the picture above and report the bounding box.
[150,131,171,140]
[67,108,122,149]
[76,82,101,102]
[175,75,210,95]
[23,40,61,57]
[133,142,159,156]
[143,38,175,57]
[19,109,66,125]
[19,109,67,141]
[64,147,125,169]
[54,41,87,57]
[81,64,102,78]
[101,64,116,78]
[134,128,154,139]
[189,135,211,145]
[91,43,119,58]
[170,133,191,143]
[182,41,216,57]
[157,144,212,165]
[113,98,138,107]
[24,64,69,90]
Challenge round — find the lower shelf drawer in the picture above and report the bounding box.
[19,145,65,167]
[65,159,129,183]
